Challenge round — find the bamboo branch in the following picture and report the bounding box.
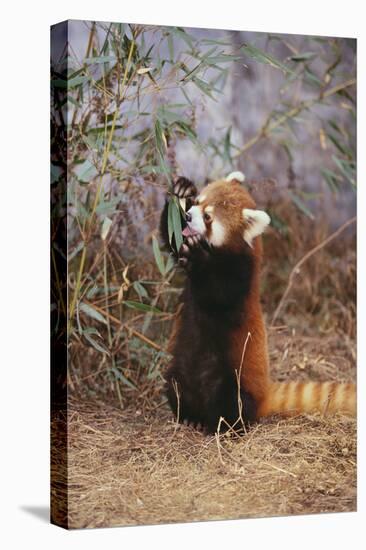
[86,301,167,353]
[235,78,356,156]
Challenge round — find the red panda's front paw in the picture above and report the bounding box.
[178,235,209,268]
[173,177,197,199]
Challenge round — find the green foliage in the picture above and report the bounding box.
[241,43,294,74]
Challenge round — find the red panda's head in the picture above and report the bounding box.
[183,172,271,253]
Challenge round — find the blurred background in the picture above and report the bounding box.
[51,21,356,409]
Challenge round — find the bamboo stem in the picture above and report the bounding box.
[68,39,135,325]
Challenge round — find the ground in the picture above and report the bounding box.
[52,329,356,529]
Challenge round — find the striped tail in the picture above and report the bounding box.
[257,381,356,418]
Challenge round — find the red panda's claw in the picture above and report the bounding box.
[186,235,201,247]
[173,177,197,199]
[182,418,203,431]
[179,234,210,268]
[179,243,190,255]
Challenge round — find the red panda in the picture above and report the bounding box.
[160,173,356,433]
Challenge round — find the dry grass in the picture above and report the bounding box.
[52,328,356,529]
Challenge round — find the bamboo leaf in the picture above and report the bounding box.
[321,169,341,193]
[164,254,175,275]
[84,333,110,355]
[326,133,353,158]
[152,235,165,276]
[174,120,198,144]
[85,56,117,64]
[328,120,346,136]
[154,119,170,184]
[200,38,231,46]
[267,210,289,236]
[223,126,232,165]
[86,284,99,299]
[192,76,216,99]
[167,199,174,244]
[51,163,62,184]
[123,301,162,313]
[180,86,193,105]
[167,33,174,61]
[288,191,315,220]
[172,27,195,50]
[67,95,81,107]
[95,197,120,216]
[241,43,294,75]
[83,327,102,337]
[74,159,98,183]
[101,217,113,240]
[304,68,322,87]
[137,67,153,74]
[133,281,149,299]
[332,156,356,187]
[52,75,90,89]
[68,241,84,262]
[67,67,85,80]
[79,302,108,324]
[157,106,185,125]
[111,366,137,389]
[180,60,205,82]
[205,54,243,64]
[154,119,165,156]
[289,52,316,62]
[171,198,183,251]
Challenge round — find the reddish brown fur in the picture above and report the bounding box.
[173,177,356,421]
[198,179,257,253]
[198,179,271,403]
[257,381,356,417]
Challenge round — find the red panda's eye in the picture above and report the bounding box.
[204,212,212,223]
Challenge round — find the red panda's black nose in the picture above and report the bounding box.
[186,212,192,222]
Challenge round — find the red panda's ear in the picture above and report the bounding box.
[225,171,245,183]
[242,208,271,247]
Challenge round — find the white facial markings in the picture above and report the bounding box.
[186,205,206,235]
[209,219,226,247]
[204,205,214,214]
[197,194,207,204]
[242,208,271,247]
[226,171,245,183]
